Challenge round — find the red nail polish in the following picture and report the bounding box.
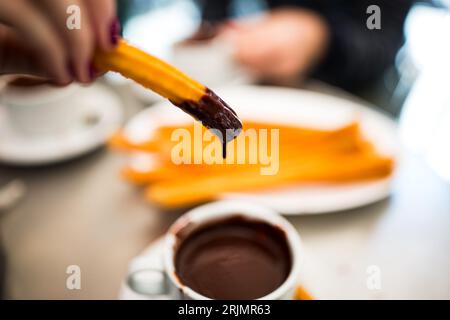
[110,18,121,46]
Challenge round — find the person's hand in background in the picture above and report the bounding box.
[0,0,118,85]
[220,9,329,85]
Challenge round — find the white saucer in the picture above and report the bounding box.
[123,85,400,215]
[0,83,123,165]
[119,238,166,300]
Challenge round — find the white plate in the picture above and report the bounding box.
[0,84,123,166]
[124,85,399,215]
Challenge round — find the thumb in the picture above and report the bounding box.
[0,26,53,79]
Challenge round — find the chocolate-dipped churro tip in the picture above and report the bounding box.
[94,39,242,157]
[172,88,242,158]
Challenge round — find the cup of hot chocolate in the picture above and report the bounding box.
[0,77,82,137]
[127,201,302,300]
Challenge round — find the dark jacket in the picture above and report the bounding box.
[197,0,415,92]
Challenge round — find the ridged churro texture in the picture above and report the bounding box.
[94,39,205,104]
[109,121,394,208]
[94,39,242,147]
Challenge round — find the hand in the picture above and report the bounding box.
[220,9,330,84]
[0,0,118,85]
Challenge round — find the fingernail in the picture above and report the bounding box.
[110,18,121,46]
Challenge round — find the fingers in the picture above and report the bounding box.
[0,26,39,76]
[0,0,71,84]
[235,31,304,79]
[84,0,118,52]
[220,19,276,68]
[38,0,95,83]
[0,26,66,82]
[42,0,118,82]
[221,9,329,83]
[0,0,118,83]
[222,26,280,77]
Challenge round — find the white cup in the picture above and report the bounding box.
[171,40,251,87]
[127,201,302,300]
[0,82,82,137]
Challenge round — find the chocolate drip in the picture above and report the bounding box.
[171,88,242,158]
[222,139,227,159]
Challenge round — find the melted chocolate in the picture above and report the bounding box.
[171,88,242,158]
[174,216,291,300]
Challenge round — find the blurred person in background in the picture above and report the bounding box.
[193,0,416,92]
[1,0,417,97]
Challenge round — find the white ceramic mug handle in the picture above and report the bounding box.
[127,267,171,297]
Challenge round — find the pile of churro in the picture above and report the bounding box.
[109,121,394,208]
